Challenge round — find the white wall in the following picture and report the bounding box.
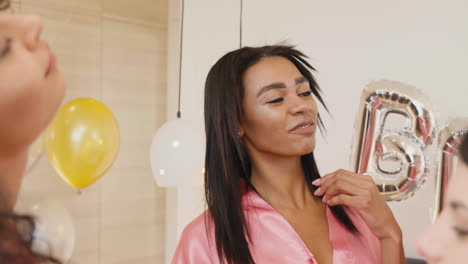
[167,0,468,260]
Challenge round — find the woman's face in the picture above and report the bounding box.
[240,56,318,157]
[0,14,64,210]
[416,160,468,263]
[0,14,65,153]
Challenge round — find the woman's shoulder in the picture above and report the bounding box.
[180,210,212,240]
[172,210,218,263]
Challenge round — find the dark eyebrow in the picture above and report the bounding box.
[0,37,11,58]
[451,201,468,212]
[256,82,286,98]
[256,76,308,98]
[295,76,308,85]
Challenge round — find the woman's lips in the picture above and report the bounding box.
[45,45,56,76]
[289,121,316,134]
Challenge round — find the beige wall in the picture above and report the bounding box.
[13,0,168,263]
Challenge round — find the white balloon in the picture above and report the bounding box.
[20,198,76,263]
[150,118,205,187]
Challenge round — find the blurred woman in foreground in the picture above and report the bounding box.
[0,0,65,262]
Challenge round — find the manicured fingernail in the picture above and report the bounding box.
[322,195,328,203]
[312,179,321,185]
[314,188,322,196]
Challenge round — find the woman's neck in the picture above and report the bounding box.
[249,151,313,209]
[0,149,27,210]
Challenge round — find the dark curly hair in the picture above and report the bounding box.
[0,212,60,263]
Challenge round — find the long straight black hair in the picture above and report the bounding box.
[204,45,358,264]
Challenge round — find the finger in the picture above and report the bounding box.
[312,171,338,186]
[335,171,378,192]
[335,169,374,183]
[352,172,376,184]
[319,180,371,203]
[314,175,360,196]
[314,172,369,196]
[313,170,377,194]
[313,169,368,186]
[321,180,371,203]
[326,194,366,208]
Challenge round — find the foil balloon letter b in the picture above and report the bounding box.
[351,80,436,201]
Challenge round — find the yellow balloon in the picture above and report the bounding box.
[46,98,120,189]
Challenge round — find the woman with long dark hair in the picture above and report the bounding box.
[172,45,405,263]
[0,0,65,262]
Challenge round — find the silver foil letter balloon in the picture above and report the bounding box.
[433,119,468,218]
[351,80,436,201]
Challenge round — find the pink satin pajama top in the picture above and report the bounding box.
[172,186,381,264]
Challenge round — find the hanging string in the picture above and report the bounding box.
[177,0,185,118]
[239,0,243,48]
[98,12,103,264]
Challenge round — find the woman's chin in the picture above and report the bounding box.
[300,141,315,154]
[291,144,315,156]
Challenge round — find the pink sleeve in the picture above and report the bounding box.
[171,214,218,264]
[329,207,381,264]
[347,208,382,263]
